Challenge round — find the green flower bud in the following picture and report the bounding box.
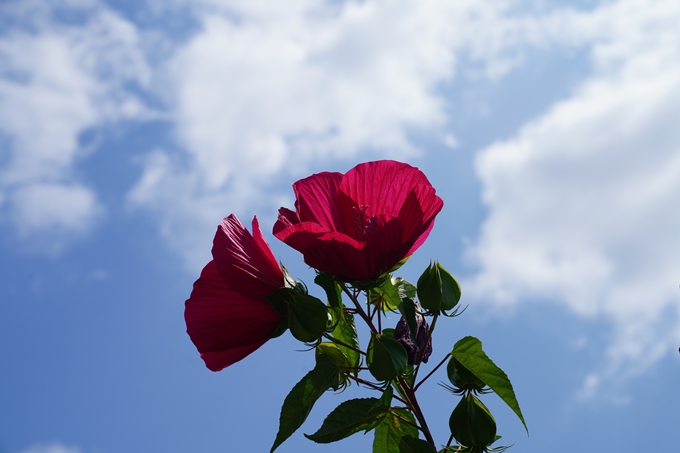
[449,394,497,448]
[366,332,409,382]
[266,288,329,343]
[417,261,461,313]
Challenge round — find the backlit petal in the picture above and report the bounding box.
[292,171,345,231]
[213,214,283,299]
[302,232,370,281]
[273,220,330,254]
[185,261,281,371]
[339,161,431,217]
[398,184,443,244]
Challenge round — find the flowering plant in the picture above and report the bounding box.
[185,160,527,453]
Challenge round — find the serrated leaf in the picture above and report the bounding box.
[451,336,527,433]
[399,435,437,453]
[315,272,343,310]
[270,354,339,452]
[316,343,351,390]
[369,278,402,311]
[331,311,360,370]
[393,277,417,301]
[304,397,389,443]
[373,409,418,453]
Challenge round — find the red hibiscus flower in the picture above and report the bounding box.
[185,214,283,371]
[273,160,443,282]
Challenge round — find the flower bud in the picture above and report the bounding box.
[394,311,432,365]
[367,332,409,382]
[449,393,497,448]
[417,261,461,313]
[266,288,329,343]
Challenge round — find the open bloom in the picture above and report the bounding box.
[185,215,283,371]
[273,160,444,281]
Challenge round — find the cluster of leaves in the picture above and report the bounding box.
[268,262,527,453]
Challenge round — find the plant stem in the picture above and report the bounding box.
[414,353,450,392]
[348,375,409,405]
[340,283,377,333]
[413,313,438,381]
[391,411,424,433]
[322,333,366,356]
[397,376,435,446]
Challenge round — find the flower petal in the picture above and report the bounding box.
[273,220,330,254]
[339,161,431,218]
[292,171,345,231]
[212,214,283,299]
[301,232,370,281]
[362,215,407,276]
[397,184,444,250]
[185,261,281,371]
[200,342,269,373]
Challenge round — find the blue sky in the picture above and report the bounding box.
[1,0,679,452]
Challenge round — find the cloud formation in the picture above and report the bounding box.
[466,0,680,398]
[0,0,150,251]
[129,0,531,269]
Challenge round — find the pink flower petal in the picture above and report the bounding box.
[273,160,443,281]
[397,184,444,242]
[185,261,281,371]
[302,232,370,281]
[200,341,269,372]
[339,161,431,217]
[362,215,407,276]
[273,220,330,253]
[292,171,345,231]
[212,214,283,299]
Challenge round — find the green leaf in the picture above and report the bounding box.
[399,435,437,453]
[373,409,418,453]
[315,272,343,310]
[331,311,360,370]
[316,343,351,390]
[393,277,417,301]
[304,397,389,443]
[281,263,308,294]
[369,278,402,311]
[367,333,409,382]
[270,354,339,452]
[451,336,528,433]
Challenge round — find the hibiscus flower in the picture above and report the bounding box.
[273,160,443,282]
[185,215,283,371]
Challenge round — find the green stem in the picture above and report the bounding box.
[397,376,435,446]
[322,333,366,356]
[413,313,438,381]
[414,353,450,392]
[340,283,377,334]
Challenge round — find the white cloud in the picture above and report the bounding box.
[130,0,535,269]
[15,443,81,453]
[0,0,151,250]
[466,0,680,397]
